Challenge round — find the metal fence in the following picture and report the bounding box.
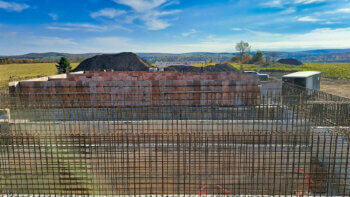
[0,83,349,196]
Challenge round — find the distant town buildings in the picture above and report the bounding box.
[155,61,206,69]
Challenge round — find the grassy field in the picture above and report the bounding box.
[232,63,350,79]
[1,62,349,89]
[191,62,350,79]
[0,63,78,89]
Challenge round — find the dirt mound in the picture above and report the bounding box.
[74,52,152,72]
[277,58,303,65]
[164,63,239,72]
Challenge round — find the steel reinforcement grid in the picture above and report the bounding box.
[0,83,349,196]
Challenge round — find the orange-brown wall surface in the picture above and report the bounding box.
[11,71,259,107]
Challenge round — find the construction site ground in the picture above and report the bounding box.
[266,71,350,98]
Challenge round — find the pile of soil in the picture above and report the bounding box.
[277,58,303,65]
[164,63,239,73]
[74,52,152,72]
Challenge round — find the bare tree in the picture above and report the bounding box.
[235,41,251,59]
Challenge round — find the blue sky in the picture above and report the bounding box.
[1,0,350,55]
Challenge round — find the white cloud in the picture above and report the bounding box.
[181,29,197,37]
[47,23,107,32]
[89,1,180,31]
[23,36,77,46]
[142,27,350,52]
[280,7,296,14]
[0,0,29,12]
[48,13,58,20]
[324,21,339,25]
[261,0,284,8]
[113,0,168,12]
[85,37,136,52]
[330,8,350,14]
[0,35,80,55]
[53,36,139,54]
[297,16,320,22]
[245,28,282,37]
[261,0,326,8]
[113,0,180,30]
[141,9,180,30]
[91,8,126,19]
[252,27,350,50]
[161,0,180,8]
[47,23,131,32]
[144,17,170,30]
[3,27,350,55]
[337,8,350,13]
[232,28,242,31]
[0,34,136,55]
[294,0,326,4]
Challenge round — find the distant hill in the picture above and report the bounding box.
[142,53,234,63]
[2,49,350,63]
[137,53,180,58]
[140,49,350,63]
[2,52,100,62]
[277,49,350,63]
[275,51,350,63]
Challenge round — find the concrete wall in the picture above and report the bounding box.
[8,120,310,135]
[8,106,297,121]
[312,127,350,196]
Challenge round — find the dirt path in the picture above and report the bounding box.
[321,78,350,98]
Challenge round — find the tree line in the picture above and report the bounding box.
[231,41,278,65]
[0,58,41,64]
[0,56,73,75]
[145,41,280,65]
[146,54,234,64]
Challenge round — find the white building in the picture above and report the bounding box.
[282,71,321,90]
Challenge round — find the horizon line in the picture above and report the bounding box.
[2,48,350,57]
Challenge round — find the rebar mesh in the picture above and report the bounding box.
[0,82,349,196]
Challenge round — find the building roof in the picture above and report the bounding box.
[282,71,321,78]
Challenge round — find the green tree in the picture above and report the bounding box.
[230,56,239,63]
[251,51,265,64]
[56,57,72,74]
[0,58,10,65]
[235,41,251,59]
